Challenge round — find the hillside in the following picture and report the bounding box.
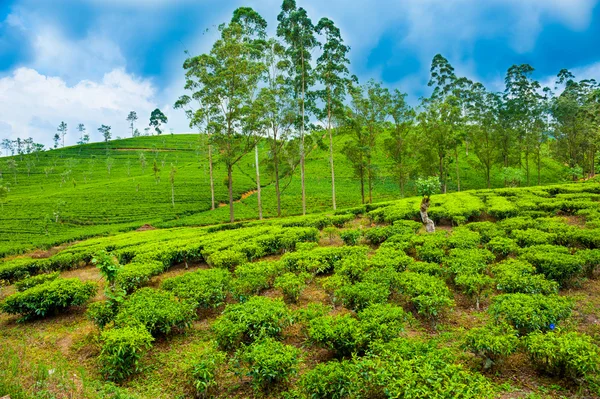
[0,133,570,257]
[1,182,600,398]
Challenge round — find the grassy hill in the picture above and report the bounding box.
[1,182,600,398]
[0,133,571,256]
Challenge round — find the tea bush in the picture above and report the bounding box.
[99,325,154,382]
[486,237,519,257]
[576,248,600,278]
[87,300,116,329]
[206,249,247,270]
[115,288,195,336]
[466,221,505,243]
[525,331,600,387]
[237,338,300,392]
[519,245,582,286]
[335,281,390,311]
[448,227,481,249]
[231,261,282,300]
[454,272,494,310]
[416,243,446,263]
[357,303,409,342]
[14,271,59,292]
[274,272,311,303]
[492,259,559,295]
[161,268,231,309]
[463,323,519,369]
[308,314,367,357]
[298,360,357,399]
[486,194,519,219]
[334,252,369,283]
[363,226,392,245]
[446,248,494,275]
[0,257,51,283]
[512,229,557,247]
[394,272,454,324]
[369,246,414,271]
[281,246,368,274]
[1,278,97,321]
[340,229,362,246]
[406,261,444,276]
[189,343,227,398]
[212,296,290,350]
[116,260,165,294]
[293,303,331,324]
[489,293,573,335]
[499,216,535,233]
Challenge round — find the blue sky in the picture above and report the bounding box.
[1,0,600,148]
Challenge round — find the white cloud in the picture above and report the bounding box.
[0,67,160,147]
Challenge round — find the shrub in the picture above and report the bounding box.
[212,296,290,350]
[231,261,282,300]
[281,246,368,274]
[486,237,519,257]
[237,338,300,392]
[99,325,154,382]
[446,248,494,275]
[486,195,519,219]
[363,227,392,245]
[340,230,362,246]
[416,243,446,263]
[294,303,331,324]
[406,261,444,276]
[358,303,409,342]
[454,273,494,310]
[308,314,367,357]
[335,281,390,311]
[116,261,164,294]
[295,242,318,252]
[519,245,582,286]
[14,271,59,292]
[525,331,600,387]
[334,253,369,282]
[576,248,600,278]
[190,343,226,398]
[330,214,355,228]
[512,229,556,247]
[114,288,195,336]
[161,268,230,309]
[394,272,454,324]
[492,259,559,295]
[206,249,247,270]
[274,272,311,303]
[1,278,97,321]
[298,360,357,399]
[87,300,116,329]
[466,221,504,243]
[448,227,481,249]
[463,323,519,369]
[499,216,535,233]
[489,293,573,335]
[0,257,51,283]
[369,247,414,271]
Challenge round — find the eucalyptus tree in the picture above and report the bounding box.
[76,124,87,145]
[504,64,543,185]
[149,109,168,135]
[53,133,60,149]
[1,139,13,156]
[57,122,67,148]
[126,111,138,137]
[314,17,351,210]
[469,84,500,188]
[384,89,415,197]
[98,125,112,143]
[170,164,176,208]
[344,80,390,204]
[277,0,319,215]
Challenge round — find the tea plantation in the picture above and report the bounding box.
[1,180,600,398]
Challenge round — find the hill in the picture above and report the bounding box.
[0,133,570,257]
[1,181,600,398]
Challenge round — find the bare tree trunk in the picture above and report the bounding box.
[255,145,262,220]
[328,105,336,210]
[420,197,435,233]
[171,183,175,208]
[525,152,530,186]
[274,135,281,217]
[208,142,215,210]
[455,147,460,192]
[228,165,234,223]
[368,158,373,204]
[300,52,306,216]
[439,155,446,194]
[360,169,365,205]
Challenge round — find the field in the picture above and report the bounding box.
[1,181,600,398]
[0,134,570,258]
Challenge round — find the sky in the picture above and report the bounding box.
[1,0,600,148]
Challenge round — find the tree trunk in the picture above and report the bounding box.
[171,183,175,208]
[208,142,215,210]
[368,158,373,204]
[328,104,336,210]
[455,147,460,192]
[274,133,281,217]
[227,165,234,223]
[255,145,262,220]
[360,169,365,205]
[420,197,435,233]
[525,152,530,186]
[439,155,446,194]
[300,51,306,216]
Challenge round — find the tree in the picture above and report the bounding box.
[149,109,168,135]
[469,84,500,188]
[138,152,147,173]
[57,122,67,148]
[313,17,351,210]
[416,176,440,233]
[106,157,114,176]
[1,139,14,156]
[53,133,60,149]
[6,158,17,184]
[126,111,138,137]
[385,89,415,196]
[76,124,87,145]
[98,125,112,143]
[152,159,160,184]
[170,164,176,208]
[277,0,319,215]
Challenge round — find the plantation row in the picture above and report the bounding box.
[1,182,600,397]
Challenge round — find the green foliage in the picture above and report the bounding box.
[274,272,311,303]
[525,331,600,387]
[466,221,504,243]
[334,252,369,282]
[231,261,282,300]
[489,293,573,335]
[14,271,59,292]
[114,288,196,336]
[335,281,390,311]
[454,273,494,309]
[294,303,331,324]
[340,229,361,246]
[99,325,154,382]
[298,360,357,399]
[190,343,227,397]
[92,250,121,286]
[492,259,559,295]
[406,261,444,276]
[357,303,409,342]
[161,268,230,309]
[86,300,116,329]
[576,248,600,278]
[512,229,557,247]
[237,338,300,391]
[308,314,367,357]
[415,176,441,198]
[212,296,290,350]
[519,245,582,286]
[448,227,481,249]
[206,249,247,270]
[281,246,368,274]
[0,257,51,283]
[1,278,97,321]
[463,323,519,369]
[115,261,165,294]
[369,246,414,271]
[394,272,454,323]
[486,236,519,256]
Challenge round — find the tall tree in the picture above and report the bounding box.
[53,133,60,149]
[76,124,87,145]
[170,164,176,208]
[469,84,500,188]
[1,139,13,156]
[149,109,168,135]
[98,125,112,143]
[384,89,415,197]
[277,0,319,215]
[314,17,351,210]
[126,111,138,137]
[57,122,67,148]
